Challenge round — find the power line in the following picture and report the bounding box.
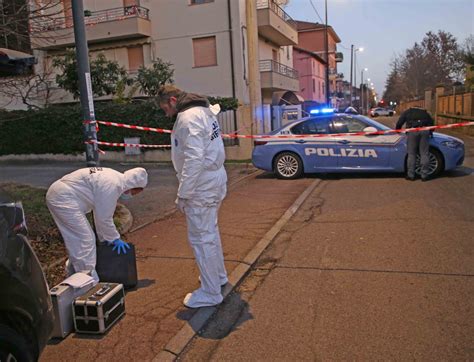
[308,0,324,23]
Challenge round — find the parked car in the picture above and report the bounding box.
[252,111,465,179]
[370,107,395,117]
[0,190,54,361]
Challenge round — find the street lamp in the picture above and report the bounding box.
[360,67,367,114]
[349,46,363,106]
[324,0,331,107]
[366,78,371,113]
[353,47,363,108]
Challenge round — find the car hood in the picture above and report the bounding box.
[432,132,464,144]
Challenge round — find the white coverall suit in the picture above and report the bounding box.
[172,100,228,308]
[46,167,148,282]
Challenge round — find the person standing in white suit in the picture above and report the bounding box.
[157,85,228,308]
[46,167,148,283]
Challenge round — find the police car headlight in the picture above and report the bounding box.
[441,140,462,149]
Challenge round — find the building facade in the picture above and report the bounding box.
[292,46,326,104]
[294,20,342,108]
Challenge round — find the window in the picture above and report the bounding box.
[190,0,213,4]
[332,116,369,133]
[272,49,278,62]
[291,118,331,135]
[192,36,217,67]
[312,78,316,93]
[127,46,144,71]
[321,82,325,96]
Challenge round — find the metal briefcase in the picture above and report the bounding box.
[73,283,125,334]
[50,281,95,339]
[96,242,138,289]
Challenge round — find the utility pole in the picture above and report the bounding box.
[324,0,330,107]
[72,0,98,166]
[245,0,263,134]
[349,44,353,107]
[360,69,363,114]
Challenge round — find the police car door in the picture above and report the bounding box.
[290,117,340,171]
[331,116,392,170]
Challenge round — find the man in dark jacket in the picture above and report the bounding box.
[396,107,434,181]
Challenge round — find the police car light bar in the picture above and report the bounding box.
[309,108,334,114]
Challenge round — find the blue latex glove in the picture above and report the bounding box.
[111,238,130,255]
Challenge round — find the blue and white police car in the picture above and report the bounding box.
[252,110,465,179]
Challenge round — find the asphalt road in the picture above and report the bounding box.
[180,122,474,360]
[0,161,256,228]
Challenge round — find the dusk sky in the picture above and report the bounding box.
[284,0,473,100]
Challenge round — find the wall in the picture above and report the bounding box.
[293,49,325,103]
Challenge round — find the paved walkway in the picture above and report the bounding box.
[40,172,314,361]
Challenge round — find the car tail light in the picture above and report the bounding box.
[254,140,268,146]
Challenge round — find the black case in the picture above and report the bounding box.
[96,242,138,289]
[73,283,125,334]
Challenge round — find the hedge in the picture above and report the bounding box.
[0,97,238,155]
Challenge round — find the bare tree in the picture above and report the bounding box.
[0,0,67,51]
[0,62,56,109]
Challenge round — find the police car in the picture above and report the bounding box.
[251,110,465,179]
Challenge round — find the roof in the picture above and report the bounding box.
[295,20,341,43]
[293,46,327,64]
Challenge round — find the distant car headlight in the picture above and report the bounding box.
[441,140,463,149]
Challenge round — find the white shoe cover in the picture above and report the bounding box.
[183,288,223,308]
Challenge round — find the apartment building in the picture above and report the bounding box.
[27,1,299,112]
[293,46,326,104]
[294,20,342,108]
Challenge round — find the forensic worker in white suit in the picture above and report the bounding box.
[46,167,148,283]
[157,85,228,308]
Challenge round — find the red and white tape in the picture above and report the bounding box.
[90,119,473,139]
[87,140,171,148]
[85,120,473,149]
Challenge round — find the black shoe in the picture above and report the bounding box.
[405,176,416,181]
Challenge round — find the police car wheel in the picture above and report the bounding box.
[274,152,303,179]
[415,148,444,177]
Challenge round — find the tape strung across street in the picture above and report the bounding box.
[84,119,474,149]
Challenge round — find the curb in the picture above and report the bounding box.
[155,178,321,361]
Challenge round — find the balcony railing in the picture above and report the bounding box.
[30,6,150,33]
[259,60,299,79]
[256,0,297,29]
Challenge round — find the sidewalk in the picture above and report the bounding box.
[40,172,314,361]
[180,170,474,360]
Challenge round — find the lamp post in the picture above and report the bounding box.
[360,67,367,114]
[350,46,363,107]
[324,0,330,107]
[353,47,363,109]
[367,78,370,114]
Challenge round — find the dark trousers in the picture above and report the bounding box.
[407,130,430,178]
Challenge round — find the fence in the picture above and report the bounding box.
[256,0,297,29]
[217,110,239,147]
[259,60,299,79]
[31,6,150,33]
[399,87,474,135]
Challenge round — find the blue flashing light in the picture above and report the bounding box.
[309,108,334,115]
[321,108,334,113]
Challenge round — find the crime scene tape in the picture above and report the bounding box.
[92,119,474,139]
[86,140,171,148]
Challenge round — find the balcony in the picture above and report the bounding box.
[259,60,299,92]
[257,0,297,46]
[30,6,151,50]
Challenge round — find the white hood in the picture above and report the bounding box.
[123,168,148,191]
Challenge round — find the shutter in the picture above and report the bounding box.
[193,36,217,67]
[128,46,144,70]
